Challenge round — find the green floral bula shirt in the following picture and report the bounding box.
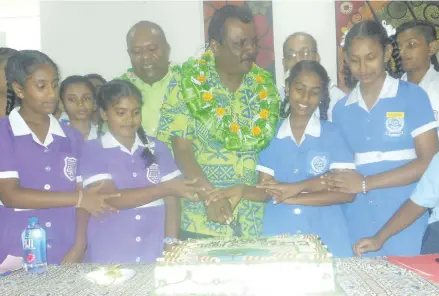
[157,56,280,237]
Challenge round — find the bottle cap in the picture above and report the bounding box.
[28,217,39,224]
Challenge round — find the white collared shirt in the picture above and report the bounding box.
[9,107,66,147]
[410,153,439,224]
[58,112,98,141]
[88,124,98,140]
[279,80,345,122]
[100,131,155,155]
[58,112,70,125]
[402,65,439,122]
[327,81,347,120]
[277,113,321,145]
[345,73,399,112]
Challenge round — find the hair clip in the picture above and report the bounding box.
[340,20,396,47]
[340,29,349,47]
[382,20,396,37]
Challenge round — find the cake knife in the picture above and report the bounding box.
[229,213,243,237]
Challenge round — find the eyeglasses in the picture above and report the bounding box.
[285,48,317,60]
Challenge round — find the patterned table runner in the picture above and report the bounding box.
[1,258,439,295]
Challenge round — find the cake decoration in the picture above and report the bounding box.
[154,234,338,296]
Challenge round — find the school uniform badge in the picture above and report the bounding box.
[63,157,77,181]
[385,112,404,137]
[147,163,161,184]
[310,156,328,175]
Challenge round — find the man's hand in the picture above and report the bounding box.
[206,185,244,207]
[196,179,224,203]
[206,199,233,224]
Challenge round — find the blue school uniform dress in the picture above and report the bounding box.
[332,74,437,256]
[410,152,439,254]
[256,114,355,257]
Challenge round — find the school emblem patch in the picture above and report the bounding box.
[310,156,328,175]
[146,163,161,184]
[63,157,77,182]
[385,112,405,137]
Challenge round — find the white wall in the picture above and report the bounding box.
[273,0,338,86]
[0,32,5,47]
[0,0,41,50]
[40,1,205,80]
[35,0,337,86]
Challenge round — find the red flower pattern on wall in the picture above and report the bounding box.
[335,1,439,92]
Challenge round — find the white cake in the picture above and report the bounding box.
[154,234,338,296]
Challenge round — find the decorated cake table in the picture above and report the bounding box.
[1,258,439,296]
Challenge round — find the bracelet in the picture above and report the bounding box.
[361,177,367,195]
[163,236,182,246]
[75,191,83,208]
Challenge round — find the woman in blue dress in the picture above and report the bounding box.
[324,20,438,256]
[254,60,355,258]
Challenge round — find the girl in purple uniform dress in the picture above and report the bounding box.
[63,80,200,264]
[59,76,98,140]
[0,50,118,264]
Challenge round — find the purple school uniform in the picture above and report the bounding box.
[0,108,83,264]
[79,132,181,264]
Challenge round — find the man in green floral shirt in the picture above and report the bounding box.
[119,21,178,136]
[157,5,280,239]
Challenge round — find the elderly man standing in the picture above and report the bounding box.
[119,21,178,136]
[157,5,280,239]
[280,32,345,121]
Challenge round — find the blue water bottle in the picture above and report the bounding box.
[22,217,47,274]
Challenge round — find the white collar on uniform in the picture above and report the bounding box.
[328,80,338,91]
[100,131,155,155]
[58,111,70,123]
[87,124,98,140]
[345,73,399,111]
[277,113,321,145]
[60,113,97,141]
[401,64,439,90]
[9,107,66,147]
